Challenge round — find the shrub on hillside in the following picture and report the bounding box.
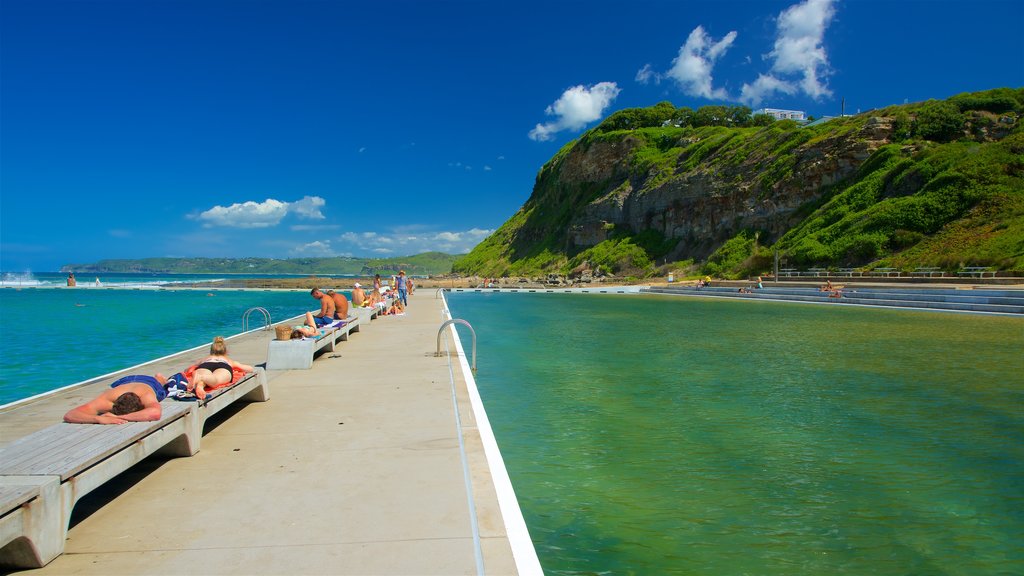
[914,101,965,142]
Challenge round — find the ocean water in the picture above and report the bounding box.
[0,271,319,289]
[0,286,333,405]
[446,292,1024,575]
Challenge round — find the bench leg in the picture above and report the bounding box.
[0,476,63,569]
[152,410,200,457]
[241,369,270,403]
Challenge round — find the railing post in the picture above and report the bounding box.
[437,318,476,372]
[242,307,272,332]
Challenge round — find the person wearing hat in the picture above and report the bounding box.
[351,282,366,307]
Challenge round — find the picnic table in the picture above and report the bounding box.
[805,267,829,277]
[779,268,799,277]
[912,267,943,277]
[871,267,901,277]
[837,268,862,277]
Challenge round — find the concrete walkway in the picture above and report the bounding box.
[1,292,523,575]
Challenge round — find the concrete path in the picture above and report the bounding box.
[1,292,522,575]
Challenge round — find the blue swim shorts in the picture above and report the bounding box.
[314,316,333,327]
[110,375,167,402]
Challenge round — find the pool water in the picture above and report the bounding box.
[0,288,314,404]
[446,292,1024,575]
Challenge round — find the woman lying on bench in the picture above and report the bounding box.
[63,374,166,424]
[187,336,255,400]
[285,311,336,339]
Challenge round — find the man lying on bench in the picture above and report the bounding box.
[63,374,166,424]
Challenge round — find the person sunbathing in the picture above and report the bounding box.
[326,289,349,319]
[63,374,167,424]
[288,312,328,338]
[189,336,255,400]
[366,288,384,307]
[351,282,366,306]
[384,299,405,315]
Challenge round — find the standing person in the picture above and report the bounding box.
[396,270,408,307]
[407,276,415,296]
[310,288,336,326]
[66,272,76,286]
[351,282,366,306]
[326,289,349,319]
[373,274,382,292]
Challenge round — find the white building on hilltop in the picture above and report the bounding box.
[754,108,807,121]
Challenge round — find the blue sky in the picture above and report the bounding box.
[2,0,1021,271]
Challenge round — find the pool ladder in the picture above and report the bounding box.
[242,307,272,332]
[436,318,477,372]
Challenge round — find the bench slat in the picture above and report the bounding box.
[0,484,41,511]
[0,402,193,480]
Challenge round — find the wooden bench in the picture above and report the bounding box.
[958,266,996,278]
[266,316,360,370]
[0,370,267,569]
[871,267,901,277]
[912,267,943,277]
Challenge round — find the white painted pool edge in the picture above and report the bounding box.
[442,293,545,575]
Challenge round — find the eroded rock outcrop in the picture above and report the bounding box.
[567,117,895,259]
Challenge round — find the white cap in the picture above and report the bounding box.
[353,282,362,288]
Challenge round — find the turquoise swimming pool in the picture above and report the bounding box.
[446,292,1024,575]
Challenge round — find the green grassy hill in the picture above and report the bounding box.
[455,88,1024,278]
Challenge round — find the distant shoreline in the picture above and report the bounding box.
[193,276,486,290]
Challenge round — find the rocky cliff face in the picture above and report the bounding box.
[455,89,1023,277]
[563,117,896,260]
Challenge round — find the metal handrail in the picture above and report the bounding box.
[436,318,476,372]
[435,288,447,299]
[242,307,272,332]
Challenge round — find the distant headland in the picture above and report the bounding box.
[61,253,458,277]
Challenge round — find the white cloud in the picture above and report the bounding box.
[108,229,132,238]
[290,196,326,220]
[338,227,493,255]
[740,0,836,105]
[483,165,492,171]
[664,26,737,100]
[290,224,341,232]
[195,199,289,229]
[529,82,621,141]
[291,240,334,256]
[194,196,327,228]
[635,63,658,85]
[740,73,798,106]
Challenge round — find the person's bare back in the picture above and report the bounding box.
[63,377,165,424]
[327,290,349,318]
